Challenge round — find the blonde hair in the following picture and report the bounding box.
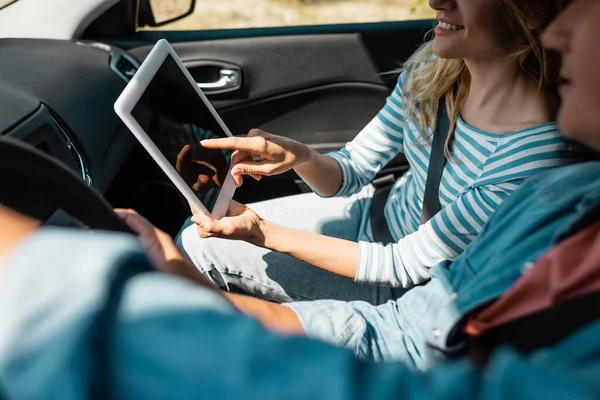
[402,0,567,157]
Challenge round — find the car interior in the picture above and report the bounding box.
[0,0,433,237]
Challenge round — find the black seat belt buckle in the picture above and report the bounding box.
[372,174,396,189]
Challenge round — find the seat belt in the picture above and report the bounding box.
[420,99,450,224]
[370,98,450,243]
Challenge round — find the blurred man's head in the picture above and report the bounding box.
[543,0,600,150]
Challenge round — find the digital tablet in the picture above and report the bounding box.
[114,39,235,219]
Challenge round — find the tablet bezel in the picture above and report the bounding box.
[114,39,236,219]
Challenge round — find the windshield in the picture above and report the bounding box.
[0,0,18,11]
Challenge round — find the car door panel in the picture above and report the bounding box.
[128,34,384,104]
[122,21,430,202]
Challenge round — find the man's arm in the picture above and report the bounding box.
[115,284,600,400]
[2,207,598,399]
[0,205,39,261]
[114,208,223,293]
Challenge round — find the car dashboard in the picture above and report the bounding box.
[0,38,142,222]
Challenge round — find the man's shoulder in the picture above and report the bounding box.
[485,161,600,229]
[506,161,600,204]
[0,228,150,318]
[535,161,600,185]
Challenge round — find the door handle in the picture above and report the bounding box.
[197,69,241,94]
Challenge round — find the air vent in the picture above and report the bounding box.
[111,53,140,82]
[49,112,92,186]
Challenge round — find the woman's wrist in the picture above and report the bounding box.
[249,218,270,248]
[294,143,317,167]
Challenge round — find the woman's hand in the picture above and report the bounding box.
[115,208,215,288]
[191,200,265,246]
[200,129,315,187]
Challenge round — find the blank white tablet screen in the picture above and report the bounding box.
[132,54,232,213]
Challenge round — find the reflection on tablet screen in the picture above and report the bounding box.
[132,54,232,213]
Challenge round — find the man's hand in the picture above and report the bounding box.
[191,200,265,246]
[115,208,214,288]
[0,206,40,261]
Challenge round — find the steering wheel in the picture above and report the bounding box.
[0,137,131,233]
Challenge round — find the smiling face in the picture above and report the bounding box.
[542,0,600,150]
[429,0,521,60]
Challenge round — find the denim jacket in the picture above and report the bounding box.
[2,163,600,399]
[427,161,600,351]
[2,228,600,400]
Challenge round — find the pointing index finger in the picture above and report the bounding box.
[201,137,265,154]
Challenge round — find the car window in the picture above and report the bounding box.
[142,0,435,31]
[0,0,18,11]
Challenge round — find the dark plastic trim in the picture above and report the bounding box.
[99,19,434,49]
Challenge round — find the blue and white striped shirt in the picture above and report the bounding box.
[328,72,579,288]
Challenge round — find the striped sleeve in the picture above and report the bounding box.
[355,182,517,287]
[354,132,577,288]
[326,73,407,198]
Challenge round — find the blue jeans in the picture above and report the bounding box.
[286,278,452,368]
[177,185,412,304]
[177,186,447,366]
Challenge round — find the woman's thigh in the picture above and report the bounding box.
[246,185,374,240]
[178,223,405,304]
[177,186,404,304]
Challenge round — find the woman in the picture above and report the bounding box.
[179,0,576,305]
